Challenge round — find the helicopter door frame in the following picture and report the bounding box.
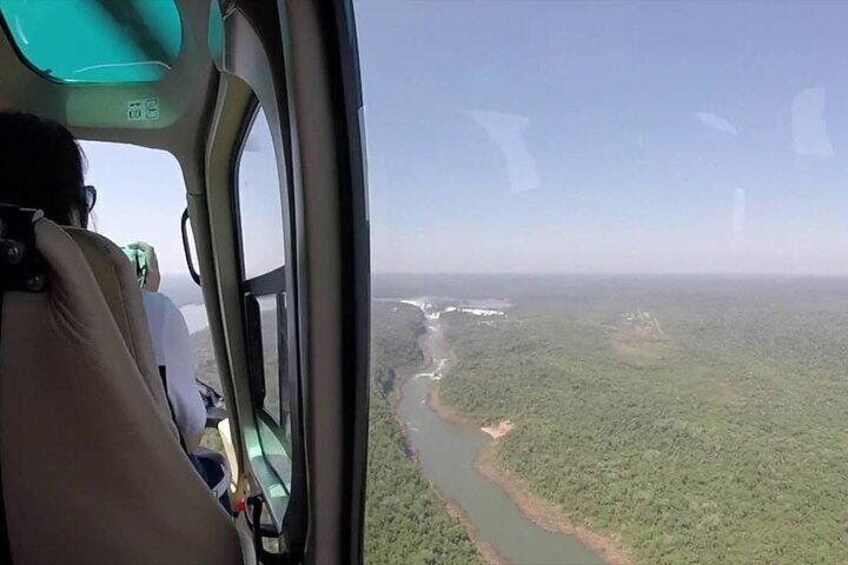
[280,2,371,562]
[204,0,307,558]
[204,0,370,562]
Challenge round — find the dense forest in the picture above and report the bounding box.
[434,276,848,564]
[364,302,482,564]
[189,300,480,564]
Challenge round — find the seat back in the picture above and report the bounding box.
[0,218,244,564]
[65,227,175,434]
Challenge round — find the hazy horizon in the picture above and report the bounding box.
[160,270,848,280]
[369,269,848,278]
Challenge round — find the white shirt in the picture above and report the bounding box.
[142,291,206,453]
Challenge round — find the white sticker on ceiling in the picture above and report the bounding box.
[127,98,160,122]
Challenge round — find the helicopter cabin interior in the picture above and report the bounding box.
[0,1,370,563]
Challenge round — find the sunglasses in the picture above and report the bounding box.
[82,184,97,213]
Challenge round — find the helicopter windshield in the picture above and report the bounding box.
[0,0,181,83]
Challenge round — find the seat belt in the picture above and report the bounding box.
[246,493,287,564]
[158,365,188,453]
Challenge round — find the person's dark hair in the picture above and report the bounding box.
[0,111,89,227]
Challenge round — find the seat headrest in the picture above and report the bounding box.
[0,204,46,294]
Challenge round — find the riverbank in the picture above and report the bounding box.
[427,384,633,565]
[440,492,506,565]
[392,370,504,565]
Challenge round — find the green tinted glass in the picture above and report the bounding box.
[0,0,181,83]
[207,0,223,61]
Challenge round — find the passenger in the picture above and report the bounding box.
[123,241,207,452]
[0,111,206,451]
[122,242,231,509]
[0,112,92,228]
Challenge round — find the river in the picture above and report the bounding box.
[396,310,603,565]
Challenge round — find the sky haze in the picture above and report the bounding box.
[356,1,848,275]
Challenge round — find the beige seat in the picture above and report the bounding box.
[0,219,248,564]
[65,227,176,434]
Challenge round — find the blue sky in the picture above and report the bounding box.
[85,110,282,279]
[355,1,848,274]
[83,140,189,275]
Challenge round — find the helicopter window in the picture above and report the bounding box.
[357,2,848,564]
[236,104,292,485]
[80,140,222,397]
[256,294,282,425]
[0,0,181,83]
[236,108,285,280]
